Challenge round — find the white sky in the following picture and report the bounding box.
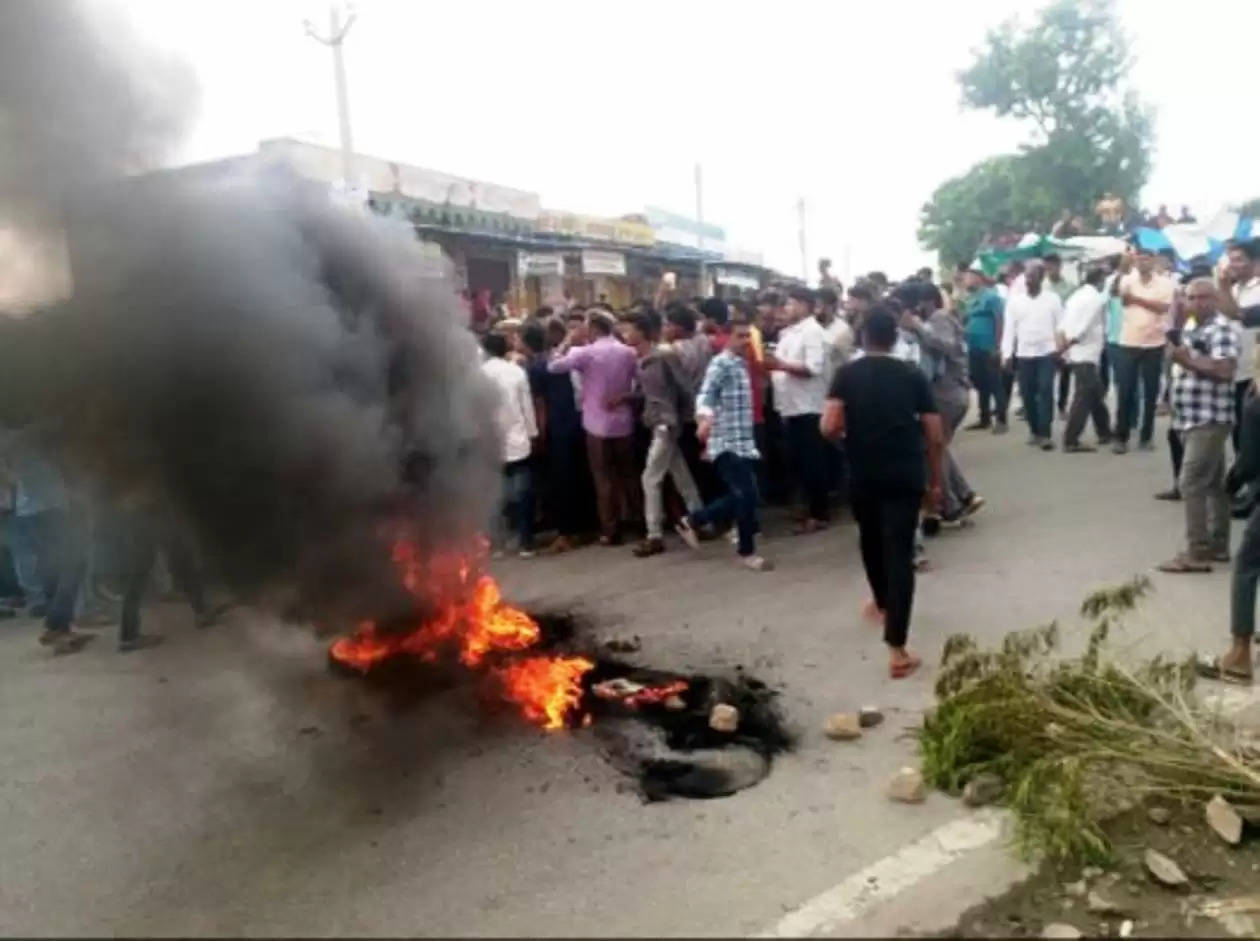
[115,0,1260,283]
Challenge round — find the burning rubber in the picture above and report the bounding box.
[327,541,792,799]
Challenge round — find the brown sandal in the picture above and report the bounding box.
[1195,655,1254,685]
[890,656,922,680]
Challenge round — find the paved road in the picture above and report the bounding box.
[0,419,1241,936]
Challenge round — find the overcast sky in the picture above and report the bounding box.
[119,0,1260,282]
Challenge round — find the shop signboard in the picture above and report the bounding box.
[537,211,655,247]
[518,251,566,278]
[581,250,627,276]
[645,205,727,254]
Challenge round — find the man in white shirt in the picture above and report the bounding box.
[1000,262,1064,450]
[815,287,855,383]
[480,332,539,557]
[1111,248,1176,453]
[766,286,831,531]
[1057,267,1112,451]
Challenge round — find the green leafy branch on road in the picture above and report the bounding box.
[919,576,1260,864]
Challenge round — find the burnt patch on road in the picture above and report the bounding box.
[330,608,794,800]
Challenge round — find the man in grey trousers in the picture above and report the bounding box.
[1158,278,1238,573]
[625,312,703,558]
[900,282,985,525]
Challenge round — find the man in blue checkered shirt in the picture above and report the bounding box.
[1159,278,1240,573]
[675,321,772,571]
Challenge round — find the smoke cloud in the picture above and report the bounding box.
[0,0,501,624]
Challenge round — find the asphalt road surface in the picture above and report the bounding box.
[0,418,1244,936]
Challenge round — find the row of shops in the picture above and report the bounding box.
[256,138,785,312]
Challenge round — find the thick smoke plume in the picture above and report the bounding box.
[0,0,501,625]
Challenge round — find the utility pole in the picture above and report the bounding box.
[304,3,358,191]
[797,196,808,283]
[694,162,706,296]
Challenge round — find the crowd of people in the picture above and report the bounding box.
[479,236,1260,683]
[956,236,1260,683]
[478,268,988,678]
[7,236,1260,686]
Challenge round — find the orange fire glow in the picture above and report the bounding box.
[493,655,596,730]
[329,538,594,730]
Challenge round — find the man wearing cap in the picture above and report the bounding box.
[1111,247,1175,454]
[961,266,1007,433]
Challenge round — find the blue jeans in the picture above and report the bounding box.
[1113,345,1164,445]
[689,453,760,556]
[1016,355,1057,440]
[496,458,535,552]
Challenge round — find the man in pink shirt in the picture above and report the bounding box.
[1111,247,1175,453]
[548,311,642,545]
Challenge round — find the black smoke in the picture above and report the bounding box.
[0,0,501,625]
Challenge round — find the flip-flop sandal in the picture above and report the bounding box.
[890,657,922,680]
[1157,557,1212,574]
[1195,655,1254,685]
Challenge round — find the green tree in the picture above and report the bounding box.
[919,0,1153,268]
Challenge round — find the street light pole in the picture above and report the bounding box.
[304,4,358,190]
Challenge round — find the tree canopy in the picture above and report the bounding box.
[919,0,1153,268]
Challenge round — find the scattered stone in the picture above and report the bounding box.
[859,706,884,728]
[1144,848,1189,888]
[297,725,322,737]
[1119,919,1133,938]
[604,636,641,654]
[888,766,927,804]
[1041,924,1082,939]
[1087,890,1124,916]
[1082,866,1104,880]
[823,712,862,741]
[1063,880,1087,898]
[708,703,740,733]
[1206,795,1245,845]
[662,695,686,712]
[1147,806,1172,825]
[962,772,1004,808]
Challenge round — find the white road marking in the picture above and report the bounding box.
[760,808,1008,938]
[761,677,1259,938]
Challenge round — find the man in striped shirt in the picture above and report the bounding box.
[675,321,772,571]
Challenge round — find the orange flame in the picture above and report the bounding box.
[329,537,593,730]
[493,655,595,730]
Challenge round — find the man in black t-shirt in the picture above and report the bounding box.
[821,306,945,679]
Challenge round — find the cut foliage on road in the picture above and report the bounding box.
[919,576,1260,864]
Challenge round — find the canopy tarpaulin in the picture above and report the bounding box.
[1061,235,1129,262]
[976,235,1082,277]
